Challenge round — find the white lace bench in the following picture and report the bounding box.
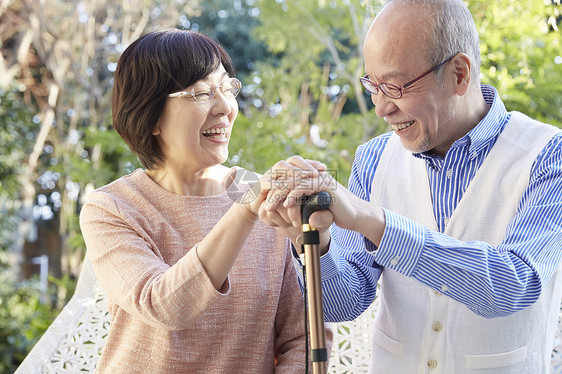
[15,258,562,373]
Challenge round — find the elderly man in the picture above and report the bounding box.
[262,0,562,372]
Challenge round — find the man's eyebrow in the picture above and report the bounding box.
[367,70,404,83]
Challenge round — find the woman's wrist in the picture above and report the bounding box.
[241,201,260,224]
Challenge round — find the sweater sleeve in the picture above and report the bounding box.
[79,190,229,330]
[272,238,307,372]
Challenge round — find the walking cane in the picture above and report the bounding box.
[300,191,332,374]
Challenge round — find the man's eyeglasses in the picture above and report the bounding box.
[168,77,242,104]
[360,55,456,99]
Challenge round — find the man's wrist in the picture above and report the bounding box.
[355,206,386,247]
[320,230,331,255]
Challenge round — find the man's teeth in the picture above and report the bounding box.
[202,128,227,136]
[392,120,415,131]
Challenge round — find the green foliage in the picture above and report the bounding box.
[53,126,142,189]
[468,0,562,126]
[0,87,37,253]
[0,197,18,252]
[0,87,37,197]
[228,110,382,184]
[233,0,386,184]
[183,0,269,82]
[48,273,77,307]
[254,0,369,67]
[0,253,61,373]
[230,1,380,184]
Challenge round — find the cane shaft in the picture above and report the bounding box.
[300,192,331,374]
[303,240,327,374]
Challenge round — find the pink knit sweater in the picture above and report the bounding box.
[80,169,312,373]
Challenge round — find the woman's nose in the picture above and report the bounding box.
[209,90,233,117]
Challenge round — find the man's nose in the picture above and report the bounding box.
[373,93,398,118]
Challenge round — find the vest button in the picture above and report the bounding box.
[432,321,442,331]
[427,359,438,369]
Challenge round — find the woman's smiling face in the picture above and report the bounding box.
[153,65,239,171]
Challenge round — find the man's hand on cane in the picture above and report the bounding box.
[260,156,387,250]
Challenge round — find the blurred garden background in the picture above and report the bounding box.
[0,0,561,372]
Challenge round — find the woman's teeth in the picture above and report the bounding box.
[392,120,415,131]
[202,128,228,137]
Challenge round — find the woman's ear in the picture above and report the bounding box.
[152,123,161,136]
[451,53,471,96]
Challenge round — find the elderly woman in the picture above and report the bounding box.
[79,29,317,373]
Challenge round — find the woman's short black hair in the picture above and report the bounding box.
[111,29,236,169]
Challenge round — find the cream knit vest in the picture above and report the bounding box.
[368,112,562,373]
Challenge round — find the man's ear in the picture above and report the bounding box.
[451,53,471,96]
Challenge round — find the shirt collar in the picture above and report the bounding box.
[414,84,508,161]
[464,85,509,157]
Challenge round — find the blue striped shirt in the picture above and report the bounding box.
[314,85,562,321]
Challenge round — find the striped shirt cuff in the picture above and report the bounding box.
[321,239,343,280]
[291,241,342,282]
[370,209,425,276]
